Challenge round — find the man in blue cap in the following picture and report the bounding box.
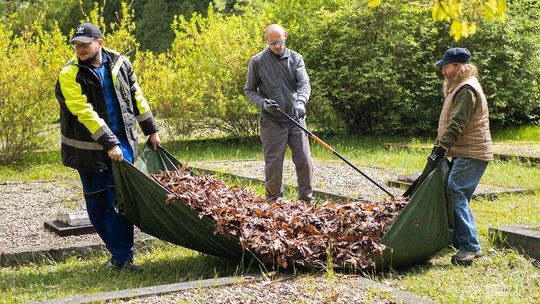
[430,47,493,264]
[56,23,161,272]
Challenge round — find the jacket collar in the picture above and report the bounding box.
[265,47,290,59]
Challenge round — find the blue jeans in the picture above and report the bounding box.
[78,135,134,266]
[448,157,488,252]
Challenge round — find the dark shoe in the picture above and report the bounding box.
[451,250,482,265]
[107,260,144,273]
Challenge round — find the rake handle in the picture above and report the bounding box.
[275,108,394,198]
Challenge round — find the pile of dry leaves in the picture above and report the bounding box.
[152,166,408,269]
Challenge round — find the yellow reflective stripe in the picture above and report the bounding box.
[133,82,151,114]
[59,66,106,134]
[61,135,103,150]
[111,55,125,85]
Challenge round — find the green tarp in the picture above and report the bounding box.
[112,142,453,268]
[378,160,453,268]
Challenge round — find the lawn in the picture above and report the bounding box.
[0,125,539,303]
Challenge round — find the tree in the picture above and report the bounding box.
[370,0,507,41]
[137,0,171,52]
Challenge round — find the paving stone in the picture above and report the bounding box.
[489,224,540,261]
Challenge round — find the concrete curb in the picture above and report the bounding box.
[30,275,436,304]
[489,224,540,261]
[0,235,158,267]
[383,143,540,165]
[30,275,263,304]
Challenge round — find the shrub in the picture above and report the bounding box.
[295,3,448,135]
[0,21,71,165]
[138,5,267,139]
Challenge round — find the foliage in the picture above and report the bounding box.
[0,20,71,165]
[465,0,540,126]
[286,1,540,135]
[371,0,507,41]
[136,5,267,138]
[79,0,139,56]
[0,0,213,53]
[134,0,211,52]
[294,3,448,135]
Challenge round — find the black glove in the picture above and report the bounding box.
[292,100,306,119]
[428,146,447,166]
[263,99,279,113]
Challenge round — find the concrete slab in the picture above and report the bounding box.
[56,212,91,227]
[387,179,534,200]
[0,234,157,267]
[383,143,540,165]
[43,220,95,237]
[489,224,540,261]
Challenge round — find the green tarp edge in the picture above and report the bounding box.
[112,143,243,260]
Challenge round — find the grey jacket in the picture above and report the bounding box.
[244,47,311,121]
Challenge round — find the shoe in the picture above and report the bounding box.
[107,260,144,273]
[451,250,482,265]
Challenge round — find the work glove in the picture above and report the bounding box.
[263,99,279,113]
[292,100,306,120]
[428,145,447,166]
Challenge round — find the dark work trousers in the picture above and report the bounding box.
[260,116,313,202]
[77,135,134,266]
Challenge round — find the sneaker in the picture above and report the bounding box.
[107,260,144,273]
[451,250,482,264]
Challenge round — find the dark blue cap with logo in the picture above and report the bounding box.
[70,23,102,43]
[435,48,471,67]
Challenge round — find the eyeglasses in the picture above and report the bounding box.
[268,39,285,46]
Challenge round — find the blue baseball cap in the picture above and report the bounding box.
[435,48,471,67]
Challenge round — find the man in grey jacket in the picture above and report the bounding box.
[244,24,313,203]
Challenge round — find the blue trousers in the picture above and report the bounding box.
[448,157,488,252]
[78,136,134,266]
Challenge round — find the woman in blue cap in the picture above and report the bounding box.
[429,47,493,264]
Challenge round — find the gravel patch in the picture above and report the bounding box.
[192,159,510,201]
[0,180,144,253]
[115,276,399,304]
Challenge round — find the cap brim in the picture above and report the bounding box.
[435,59,449,67]
[70,36,94,43]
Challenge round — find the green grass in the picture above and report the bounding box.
[0,150,74,182]
[1,126,539,303]
[0,241,241,303]
[491,124,540,142]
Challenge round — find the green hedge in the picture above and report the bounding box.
[292,1,540,135]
